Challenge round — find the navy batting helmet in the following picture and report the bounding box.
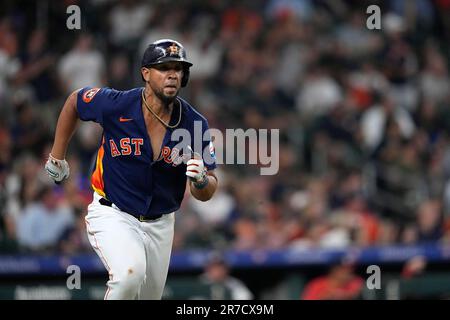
[141,39,193,87]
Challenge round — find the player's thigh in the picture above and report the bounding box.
[139,213,175,299]
[85,203,146,276]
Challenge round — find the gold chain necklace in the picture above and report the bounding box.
[141,89,182,129]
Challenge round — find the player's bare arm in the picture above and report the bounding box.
[50,89,80,159]
[45,89,80,183]
[189,170,218,202]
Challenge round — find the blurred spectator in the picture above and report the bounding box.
[398,254,450,299]
[188,185,235,228]
[200,252,254,300]
[0,164,17,252]
[329,194,380,247]
[419,43,450,105]
[347,62,389,111]
[59,207,91,255]
[335,10,382,59]
[361,94,415,153]
[0,18,18,57]
[401,255,428,279]
[10,98,50,158]
[13,29,56,103]
[265,0,313,22]
[108,53,134,90]
[0,18,20,111]
[0,127,12,171]
[435,0,450,41]
[58,33,106,94]
[296,65,343,118]
[416,199,443,242]
[232,217,260,251]
[301,259,364,300]
[377,218,400,245]
[382,14,420,111]
[16,184,75,253]
[389,0,435,32]
[182,32,223,82]
[3,154,42,228]
[108,0,153,49]
[138,7,184,59]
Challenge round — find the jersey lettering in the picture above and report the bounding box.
[161,146,172,164]
[110,137,144,157]
[110,139,121,157]
[120,138,132,156]
[131,138,144,156]
[160,146,188,167]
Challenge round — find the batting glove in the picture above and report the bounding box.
[45,154,70,184]
[186,158,208,188]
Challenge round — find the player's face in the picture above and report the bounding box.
[143,62,183,103]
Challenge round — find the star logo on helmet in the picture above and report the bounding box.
[167,43,180,56]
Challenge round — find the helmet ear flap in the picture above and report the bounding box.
[181,66,190,87]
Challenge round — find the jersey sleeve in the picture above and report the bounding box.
[76,87,106,124]
[201,118,217,171]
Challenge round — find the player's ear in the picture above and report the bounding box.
[141,67,150,82]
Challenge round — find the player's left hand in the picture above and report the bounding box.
[186,157,207,183]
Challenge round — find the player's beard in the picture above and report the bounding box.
[155,87,178,107]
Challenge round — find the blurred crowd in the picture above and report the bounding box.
[1,0,450,255]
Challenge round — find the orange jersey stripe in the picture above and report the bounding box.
[91,143,106,197]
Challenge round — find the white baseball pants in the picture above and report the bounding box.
[85,192,175,300]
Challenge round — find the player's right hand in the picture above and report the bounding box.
[45,154,70,184]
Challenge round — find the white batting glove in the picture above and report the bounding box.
[45,154,70,184]
[186,158,206,183]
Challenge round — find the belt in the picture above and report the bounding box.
[99,198,163,222]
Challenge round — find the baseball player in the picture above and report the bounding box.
[45,39,218,299]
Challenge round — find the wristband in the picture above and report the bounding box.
[193,174,209,189]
